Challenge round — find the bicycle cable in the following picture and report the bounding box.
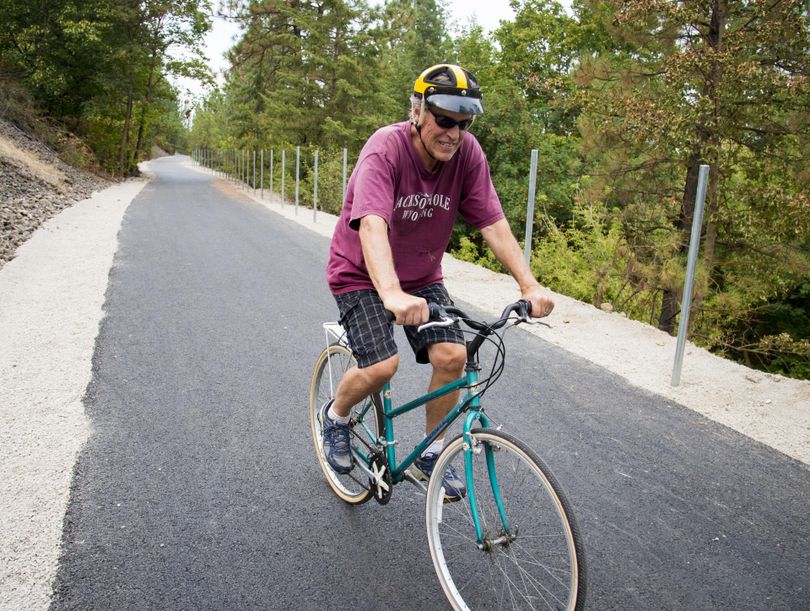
[457,316,512,400]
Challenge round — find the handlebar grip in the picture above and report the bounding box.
[517,299,532,318]
[385,302,442,324]
[428,302,445,320]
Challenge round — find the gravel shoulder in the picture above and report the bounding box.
[1,155,807,609]
[0,175,148,610]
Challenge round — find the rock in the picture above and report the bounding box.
[600,302,614,313]
[0,116,110,269]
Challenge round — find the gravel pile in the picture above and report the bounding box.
[0,116,109,268]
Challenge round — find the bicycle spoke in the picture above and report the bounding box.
[425,430,584,611]
[310,344,383,505]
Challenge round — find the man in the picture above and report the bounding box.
[323,63,554,500]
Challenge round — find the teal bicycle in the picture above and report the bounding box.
[309,300,587,610]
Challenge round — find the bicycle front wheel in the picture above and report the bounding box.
[425,429,586,611]
[309,343,383,505]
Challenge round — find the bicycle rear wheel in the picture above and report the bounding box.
[309,343,384,505]
[425,428,586,610]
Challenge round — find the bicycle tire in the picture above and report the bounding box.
[425,428,587,610]
[309,343,384,505]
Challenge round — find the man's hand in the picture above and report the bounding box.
[522,284,555,319]
[382,290,429,326]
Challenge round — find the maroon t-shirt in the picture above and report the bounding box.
[327,121,504,294]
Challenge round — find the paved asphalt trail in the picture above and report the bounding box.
[51,157,809,609]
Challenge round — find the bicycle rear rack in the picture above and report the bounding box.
[323,321,349,349]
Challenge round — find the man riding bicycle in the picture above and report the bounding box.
[323,63,554,500]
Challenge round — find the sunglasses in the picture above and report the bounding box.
[428,107,474,131]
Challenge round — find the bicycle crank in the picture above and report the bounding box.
[369,454,392,505]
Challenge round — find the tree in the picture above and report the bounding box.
[131,0,211,164]
[0,0,211,174]
[575,0,809,373]
[222,0,388,150]
[375,0,453,122]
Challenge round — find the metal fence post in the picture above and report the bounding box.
[295,146,300,216]
[260,149,264,200]
[270,149,274,200]
[252,149,257,192]
[672,164,710,387]
[313,149,319,222]
[281,149,286,206]
[523,149,539,265]
[342,148,348,207]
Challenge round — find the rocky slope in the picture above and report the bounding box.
[0,116,109,267]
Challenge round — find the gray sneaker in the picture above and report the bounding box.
[321,400,354,474]
[411,451,466,501]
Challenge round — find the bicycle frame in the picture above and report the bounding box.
[357,357,505,546]
[382,370,479,483]
[324,305,524,546]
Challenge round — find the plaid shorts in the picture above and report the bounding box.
[334,284,464,368]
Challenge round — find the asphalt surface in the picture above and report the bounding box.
[51,157,810,609]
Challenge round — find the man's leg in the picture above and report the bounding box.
[323,356,397,474]
[424,342,467,435]
[411,342,467,500]
[323,289,398,473]
[331,355,398,417]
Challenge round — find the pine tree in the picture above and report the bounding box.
[576,0,809,373]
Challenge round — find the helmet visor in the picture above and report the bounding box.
[426,94,484,115]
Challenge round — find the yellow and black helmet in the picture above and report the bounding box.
[413,63,484,115]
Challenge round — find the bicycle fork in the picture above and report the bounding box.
[462,408,512,550]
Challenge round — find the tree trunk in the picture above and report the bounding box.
[657,0,726,334]
[659,153,703,333]
[119,87,134,177]
[134,55,158,163]
[133,87,152,164]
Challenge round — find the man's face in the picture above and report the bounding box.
[419,106,473,162]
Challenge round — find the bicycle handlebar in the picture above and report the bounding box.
[417,300,534,334]
[386,300,537,335]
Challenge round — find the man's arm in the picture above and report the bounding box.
[479,218,555,317]
[359,214,429,325]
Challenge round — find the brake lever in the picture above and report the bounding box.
[417,317,456,333]
[510,314,551,328]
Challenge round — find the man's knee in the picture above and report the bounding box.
[360,355,399,389]
[428,343,466,376]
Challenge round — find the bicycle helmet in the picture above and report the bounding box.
[413,64,484,115]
